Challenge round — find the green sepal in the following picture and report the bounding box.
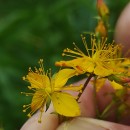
[45,97,51,112]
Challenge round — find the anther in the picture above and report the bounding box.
[28,86,32,89]
[22,76,26,80]
[27,114,31,118]
[23,109,26,112]
[62,53,65,56]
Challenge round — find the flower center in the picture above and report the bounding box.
[45,86,52,94]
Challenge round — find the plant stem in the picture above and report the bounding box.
[99,100,115,119]
[78,73,94,99]
[93,76,100,118]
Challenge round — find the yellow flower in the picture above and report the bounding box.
[55,35,121,77]
[119,58,130,76]
[109,58,130,77]
[22,59,82,122]
[91,77,125,92]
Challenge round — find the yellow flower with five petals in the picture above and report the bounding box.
[55,35,121,77]
[22,59,82,122]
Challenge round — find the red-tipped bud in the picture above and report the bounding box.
[97,0,109,18]
[95,20,107,37]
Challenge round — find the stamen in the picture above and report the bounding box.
[22,76,26,80]
[21,92,34,96]
[28,86,32,89]
[62,53,79,58]
[64,47,84,57]
[73,43,86,56]
[81,35,90,56]
[27,113,31,118]
[38,107,44,123]
[100,37,107,50]
[22,104,31,112]
[38,59,45,75]
[62,53,65,56]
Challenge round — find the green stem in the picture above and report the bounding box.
[100,100,115,119]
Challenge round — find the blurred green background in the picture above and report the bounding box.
[0,0,129,129]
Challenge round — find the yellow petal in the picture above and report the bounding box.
[55,58,84,67]
[27,72,50,89]
[55,58,84,74]
[73,57,94,73]
[121,58,130,66]
[62,84,83,92]
[110,81,123,90]
[26,90,47,123]
[31,91,47,111]
[55,57,94,74]
[52,69,76,89]
[51,92,80,117]
[24,90,47,118]
[94,65,113,77]
[83,60,94,73]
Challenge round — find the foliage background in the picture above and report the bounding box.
[0,0,129,129]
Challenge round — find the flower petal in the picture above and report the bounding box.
[110,80,123,90]
[31,90,47,112]
[62,84,83,92]
[94,65,113,77]
[51,92,80,117]
[27,72,50,89]
[52,69,77,89]
[55,57,94,74]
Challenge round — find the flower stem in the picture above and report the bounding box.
[78,73,94,99]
